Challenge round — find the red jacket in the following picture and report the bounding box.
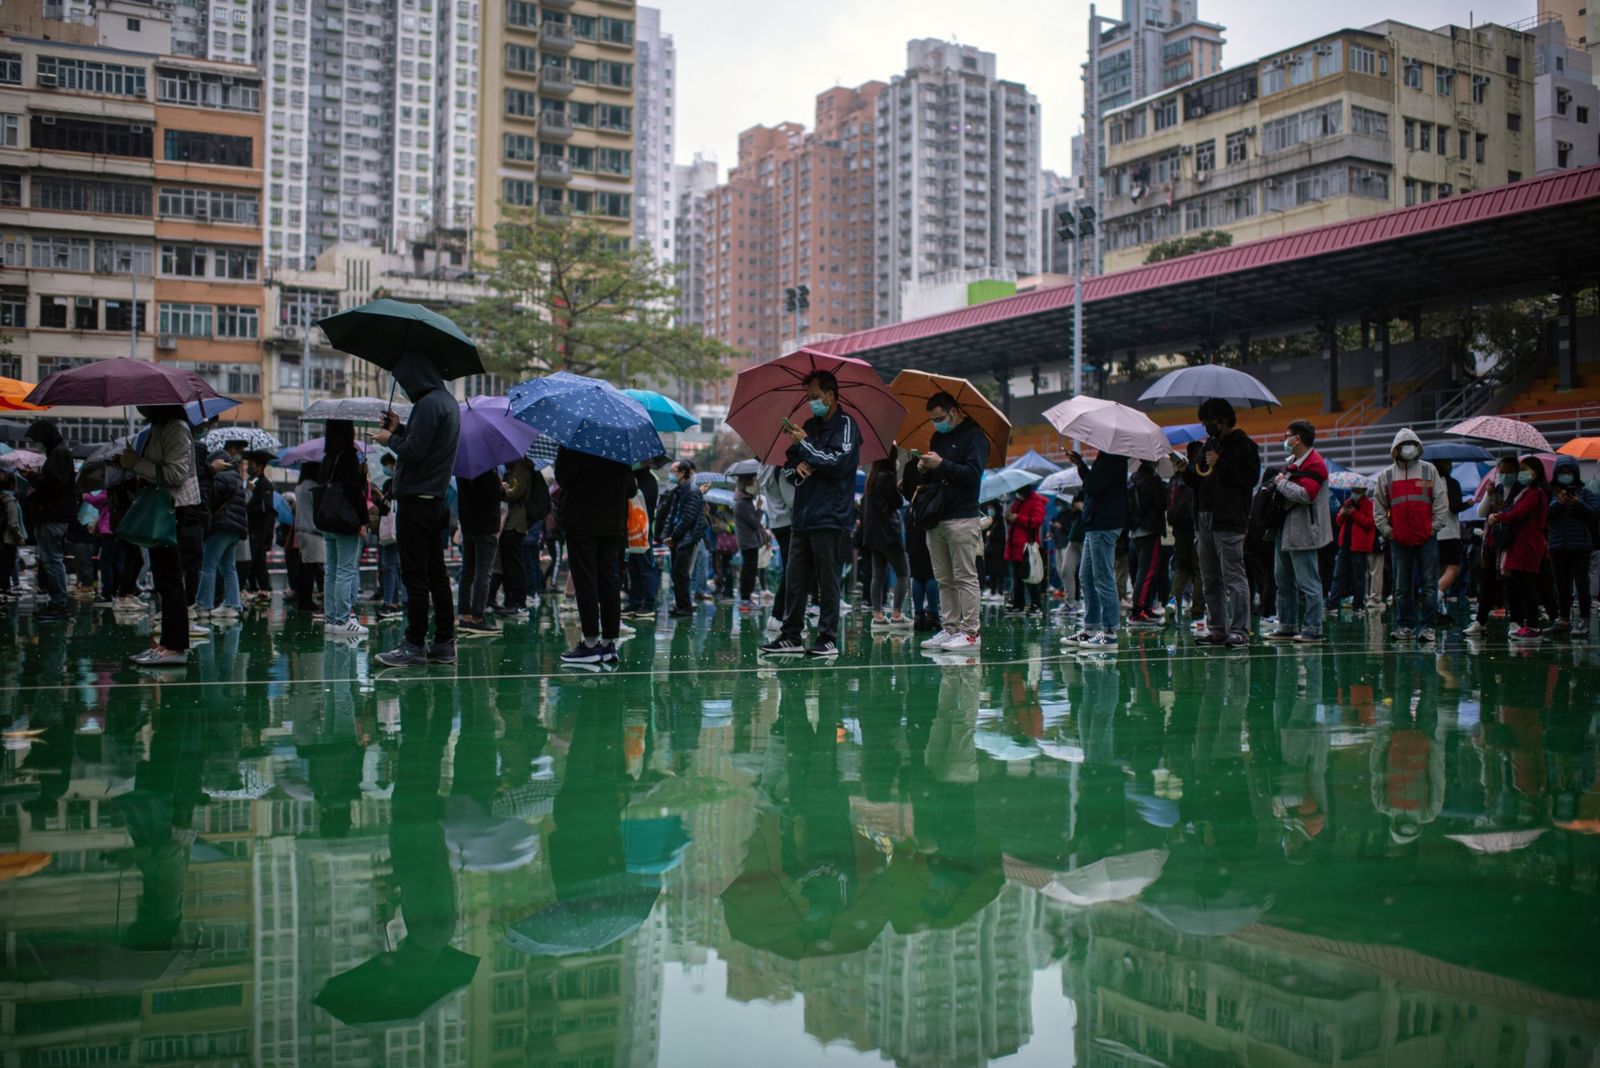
[1004,492,1046,563]
[1335,496,1376,553]
[1496,485,1548,574]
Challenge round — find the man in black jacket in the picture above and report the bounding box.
[23,418,75,620]
[915,391,988,652]
[760,371,862,659]
[1126,460,1168,625]
[1182,398,1261,647]
[244,454,276,599]
[555,445,634,665]
[1062,448,1128,650]
[658,459,704,617]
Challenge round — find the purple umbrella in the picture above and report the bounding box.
[456,396,540,479]
[277,437,367,467]
[26,358,228,408]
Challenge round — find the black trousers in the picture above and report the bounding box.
[568,531,624,641]
[398,496,454,647]
[670,540,696,611]
[148,543,189,651]
[771,526,792,619]
[247,525,273,592]
[179,518,205,607]
[780,529,841,644]
[740,545,761,600]
[1507,567,1541,628]
[498,528,528,609]
[1009,559,1043,610]
[1552,548,1592,622]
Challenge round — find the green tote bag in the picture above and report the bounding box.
[117,468,179,549]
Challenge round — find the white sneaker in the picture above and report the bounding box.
[765,614,783,633]
[618,621,636,636]
[1462,620,1484,636]
[212,606,241,621]
[326,620,369,638]
[943,633,980,652]
[920,628,958,650]
[188,622,210,639]
[1062,629,1094,648]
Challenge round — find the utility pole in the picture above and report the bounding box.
[1057,205,1096,396]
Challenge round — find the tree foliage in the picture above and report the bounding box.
[450,209,734,387]
[692,430,753,473]
[1144,229,1234,264]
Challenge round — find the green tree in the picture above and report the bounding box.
[1143,229,1234,264]
[451,208,734,386]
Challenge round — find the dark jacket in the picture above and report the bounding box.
[1548,457,1600,552]
[1167,477,1197,535]
[784,408,861,533]
[1185,427,1260,533]
[924,418,988,521]
[317,443,368,535]
[733,490,765,552]
[388,354,461,498]
[24,419,76,524]
[502,458,538,534]
[191,438,215,527]
[554,446,633,537]
[1076,452,1129,533]
[1127,466,1167,539]
[456,468,505,537]
[862,467,904,553]
[209,461,249,538]
[658,481,705,544]
[245,472,276,531]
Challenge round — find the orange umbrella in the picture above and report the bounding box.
[0,377,44,412]
[1557,437,1600,461]
[0,852,52,881]
[888,371,1010,466]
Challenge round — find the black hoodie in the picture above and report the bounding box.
[24,419,76,524]
[387,353,460,498]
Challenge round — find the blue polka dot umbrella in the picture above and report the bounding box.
[506,371,664,465]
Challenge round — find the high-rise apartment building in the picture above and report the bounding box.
[634,6,675,266]
[1539,0,1600,81]
[1097,21,1537,272]
[0,1,266,437]
[477,0,639,247]
[1531,18,1599,174]
[874,39,1040,325]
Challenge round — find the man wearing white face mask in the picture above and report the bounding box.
[1373,428,1449,642]
[1265,419,1331,643]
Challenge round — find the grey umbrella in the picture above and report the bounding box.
[724,458,761,477]
[303,397,413,426]
[204,426,282,452]
[1137,365,1280,409]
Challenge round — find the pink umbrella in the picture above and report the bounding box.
[1446,415,1553,453]
[726,348,905,466]
[0,449,45,472]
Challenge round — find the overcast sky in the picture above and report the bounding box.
[663,0,1534,179]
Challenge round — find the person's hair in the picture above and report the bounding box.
[324,418,355,454]
[865,445,898,495]
[1496,456,1518,474]
[298,461,320,483]
[1186,439,1205,462]
[925,391,958,413]
[1260,464,1280,486]
[675,459,695,476]
[1287,419,1315,446]
[1519,457,1548,488]
[381,451,396,465]
[1434,458,1452,475]
[803,371,838,397]
[1199,398,1237,427]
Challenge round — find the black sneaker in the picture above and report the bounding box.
[1225,633,1249,648]
[600,641,620,664]
[759,637,806,657]
[561,642,605,665]
[805,640,840,659]
[426,639,457,664]
[459,618,501,636]
[376,641,428,668]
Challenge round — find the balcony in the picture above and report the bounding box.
[542,24,575,50]
[543,0,574,6]
[538,157,572,183]
[539,200,568,218]
[540,67,573,94]
[540,110,572,138]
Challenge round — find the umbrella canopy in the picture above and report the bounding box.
[1042,849,1168,908]
[887,370,1010,465]
[505,880,660,957]
[85,436,138,464]
[886,850,1006,935]
[1446,415,1554,453]
[693,470,733,487]
[18,938,210,991]
[315,298,484,381]
[507,371,665,465]
[724,457,761,477]
[0,376,45,412]
[303,396,412,426]
[1042,396,1169,462]
[622,388,698,433]
[443,797,538,873]
[314,942,479,1029]
[0,449,45,472]
[622,816,692,876]
[1162,423,1209,446]
[727,348,906,467]
[1424,441,1494,462]
[1038,467,1083,496]
[0,852,51,882]
[1558,437,1600,460]
[1328,470,1375,491]
[704,487,735,507]
[26,358,228,408]
[456,396,541,479]
[278,437,368,467]
[978,467,1043,504]
[1139,880,1275,937]
[1005,448,1060,475]
[1138,364,1280,408]
[720,854,894,961]
[0,416,32,442]
[204,426,281,453]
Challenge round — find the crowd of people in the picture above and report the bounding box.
[5,370,1596,667]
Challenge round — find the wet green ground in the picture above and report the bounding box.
[2,597,1599,1067]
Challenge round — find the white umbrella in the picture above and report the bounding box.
[1042,396,1169,462]
[1042,849,1168,907]
[1445,828,1547,854]
[1138,364,1280,408]
[303,396,413,425]
[444,797,538,873]
[1038,467,1083,495]
[204,426,282,453]
[978,466,1043,504]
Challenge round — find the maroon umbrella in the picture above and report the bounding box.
[25,358,227,408]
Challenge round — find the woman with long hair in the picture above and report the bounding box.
[1488,455,1550,643]
[863,446,911,629]
[119,405,201,665]
[317,419,370,638]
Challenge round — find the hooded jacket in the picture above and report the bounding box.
[1274,447,1332,552]
[1182,426,1260,533]
[1547,456,1600,552]
[208,454,249,538]
[758,463,795,529]
[1373,429,1448,546]
[784,407,861,533]
[24,419,77,525]
[387,354,460,498]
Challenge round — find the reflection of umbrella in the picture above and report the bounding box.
[1447,415,1554,453]
[978,466,1042,504]
[1042,849,1167,907]
[623,388,698,433]
[277,437,368,467]
[456,396,541,479]
[887,370,1010,466]
[0,852,51,881]
[1138,364,1280,408]
[622,816,692,876]
[26,358,227,407]
[316,298,484,381]
[1424,441,1494,462]
[1446,829,1547,854]
[724,457,761,478]
[19,938,210,991]
[505,879,660,957]
[314,941,479,1029]
[1558,437,1600,460]
[1328,471,1375,491]
[303,396,412,425]
[721,861,893,961]
[508,371,665,464]
[728,348,906,467]
[1038,467,1083,495]
[1043,396,1168,462]
[1163,423,1208,446]
[973,730,1039,762]
[886,850,1006,934]
[1005,448,1059,475]
[1140,883,1275,936]
[0,449,45,472]
[204,426,280,453]
[443,797,538,873]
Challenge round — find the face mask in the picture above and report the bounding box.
[1399,445,1420,461]
[1558,473,1576,486]
[932,419,952,435]
[1282,438,1297,456]
[1517,470,1535,486]
[808,398,829,418]
[1203,421,1224,439]
[667,473,679,485]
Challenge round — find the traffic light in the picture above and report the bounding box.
[1079,206,1096,237]
[784,287,797,312]
[1056,207,1075,243]
[1057,206,1095,242]
[796,284,810,311]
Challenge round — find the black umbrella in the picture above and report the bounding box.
[314,941,479,1029]
[315,298,484,381]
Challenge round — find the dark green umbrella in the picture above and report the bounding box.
[314,941,479,1030]
[315,298,484,381]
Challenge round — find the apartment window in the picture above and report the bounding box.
[0,114,16,148]
[216,305,258,339]
[1351,44,1377,76]
[1182,70,1256,120]
[30,115,153,158]
[1153,97,1178,130]
[1403,118,1415,148]
[1459,130,1469,159]
[1419,122,1432,152]
[38,56,147,98]
[1403,58,1423,90]
[172,361,258,395]
[1436,68,1455,96]
[595,191,630,218]
[503,133,537,161]
[1576,106,1591,125]
[164,129,252,166]
[502,178,535,206]
[1505,55,1521,76]
[157,187,260,225]
[597,61,632,89]
[1349,166,1390,199]
[1508,169,1522,182]
[1263,163,1348,210]
[1438,124,1450,155]
[1260,64,1285,94]
[505,43,537,73]
[94,239,152,275]
[31,235,92,271]
[1287,51,1314,87]
[1472,75,1490,105]
[1507,112,1522,132]
[1317,43,1342,77]
[0,289,26,328]
[1261,102,1342,154]
[598,17,633,45]
[568,57,595,84]
[596,104,632,133]
[505,89,538,117]
[156,69,260,112]
[567,144,594,170]
[0,53,20,85]
[507,0,538,27]
[596,147,630,176]
[1352,106,1388,139]
[1194,139,1215,171]
[158,302,212,337]
[1476,133,1487,163]
[216,247,258,281]
[38,296,69,329]
[103,300,145,333]
[31,175,148,215]
[1225,130,1247,164]
[73,297,98,330]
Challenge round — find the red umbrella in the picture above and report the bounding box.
[726,348,905,466]
[26,358,226,408]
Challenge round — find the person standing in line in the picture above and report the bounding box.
[759,371,862,659]
[625,460,660,619]
[733,475,767,612]
[1063,448,1128,650]
[243,453,276,601]
[455,467,504,636]
[1266,420,1332,644]
[862,447,912,630]
[374,353,462,668]
[498,456,538,622]
[23,419,75,621]
[758,462,797,631]
[1004,484,1047,616]
[1166,441,1207,629]
[555,445,635,666]
[1372,428,1448,644]
[0,473,23,599]
[1488,456,1550,643]
[899,454,941,633]
[658,460,705,618]
[1124,459,1167,627]
[1433,458,1467,623]
[1465,458,1517,636]
[374,453,404,618]
[1545,455,1599,637]
[1331,484,1375,613]
[910,392,988,653]
[195,450,248,623]
[292,462,325,614]
[1183,398,1260,648]
[1053,495,1086,621]
[120,406,201,665]
[316,419,370,639]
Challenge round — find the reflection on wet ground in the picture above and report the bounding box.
[2,601,1599,1066]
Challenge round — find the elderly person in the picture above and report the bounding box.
[1265,420,1332,643]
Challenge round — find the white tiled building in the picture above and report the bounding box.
[634,6,676,268]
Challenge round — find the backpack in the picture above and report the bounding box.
[523,467,552,527]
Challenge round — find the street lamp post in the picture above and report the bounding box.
[1056,205,1096,397]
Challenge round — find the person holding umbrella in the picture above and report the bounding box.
[22,419,75,621]
[1181,399,1260,649]
[554,444,635,665]
[759,371,862,659]
[243,453,276,601]
[913,392,989,652]
[375,354,463,668]
[1061,447,1127,650]
[119,407,201,665]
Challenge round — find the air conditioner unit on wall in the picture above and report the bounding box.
[157,335,177,350]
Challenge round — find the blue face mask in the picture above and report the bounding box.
[932,419,953,435]
[808,398,829,418]
[1517,470,1535,486]
[667,473,679,485]
[1558,473,1576,486]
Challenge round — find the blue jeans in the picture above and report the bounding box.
[1274,535,1325,636]
[36,521,68,609]
[196,531,242,611]
[1332,547,1367,607]
[1079,529,1120,632]
[913,576,940,616]
[378,541,403,605]
[690,541,709,601]
[1390,538,1439,630]
[322,532,360,625]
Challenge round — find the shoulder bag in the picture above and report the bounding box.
[118,462,179,549]
[909,480,948,530]
[313,449,364,535]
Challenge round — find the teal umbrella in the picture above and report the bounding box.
[623,388,698,433]
[505,879,660,957]
[315,298,484,381]
[978,467,1042,504]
